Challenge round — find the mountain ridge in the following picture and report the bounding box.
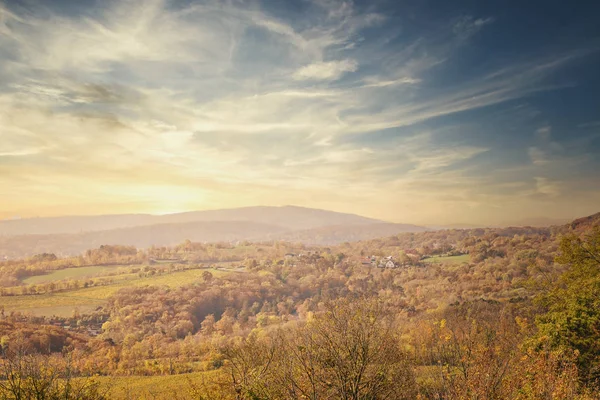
[0,205,385,236]
[0,206,428,258]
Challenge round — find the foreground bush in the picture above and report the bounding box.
[223,298,416,400]
[0,348,107,400]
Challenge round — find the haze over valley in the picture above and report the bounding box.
[0,206,432,258]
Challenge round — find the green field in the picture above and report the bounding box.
[1,267,234,317]
[80,371,222,400]
[422,254,470,264]
[23,265,135,285]
[87,366,441,399]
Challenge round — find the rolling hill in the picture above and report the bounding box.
[0,206,429,258]
[0,205,382,236]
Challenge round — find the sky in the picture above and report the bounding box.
[0,0,599,225]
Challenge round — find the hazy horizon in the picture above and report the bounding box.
[1,0,599,225]
[0,203,582,228]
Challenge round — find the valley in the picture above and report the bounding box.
[1,211,599,398]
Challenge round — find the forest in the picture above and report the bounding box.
[0,213,599,399]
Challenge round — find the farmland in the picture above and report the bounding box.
[93,367,442,399]
[1,266,236,317]
[22,265,134,285]
[86,371,222,400]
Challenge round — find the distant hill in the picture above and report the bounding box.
[0,206,382,236]
[0,208,597,259]
[0,221,289,258]
[154,206,384,231]
[0,206,431,258]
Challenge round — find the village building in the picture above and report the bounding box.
[377,259,397,268]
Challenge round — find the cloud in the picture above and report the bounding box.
[528,147,548,165]
[0,0,598,224]
[293,59,358,80]
[578,121,600,128]
[534,177,561,197]
[536,126,551,140]
[453,15,494,39]
[360,77,421,88]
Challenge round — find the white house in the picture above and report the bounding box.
[378,260,396,268]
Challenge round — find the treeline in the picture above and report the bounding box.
[3,212,598,288]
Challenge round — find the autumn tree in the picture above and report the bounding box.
[415,301,593,399]
[223,297,416,400]
[534,227,600,388]
[202,271,214,283]
[223,333,280,400]
[0,345,107,399]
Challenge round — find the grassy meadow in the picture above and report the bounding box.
[80,371,222,400]
[88,366,443,399]
[23,265,134,285]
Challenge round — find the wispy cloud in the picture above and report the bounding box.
[534,177,561,197]
[453,15,494,39]
[293,59,358,80]
[0,0,598,223]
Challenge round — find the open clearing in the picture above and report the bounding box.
[422,254,470,264]
[1,267,235,317]
[88,366,441,399]
[80,371,220,400]
[22,265,136,285]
